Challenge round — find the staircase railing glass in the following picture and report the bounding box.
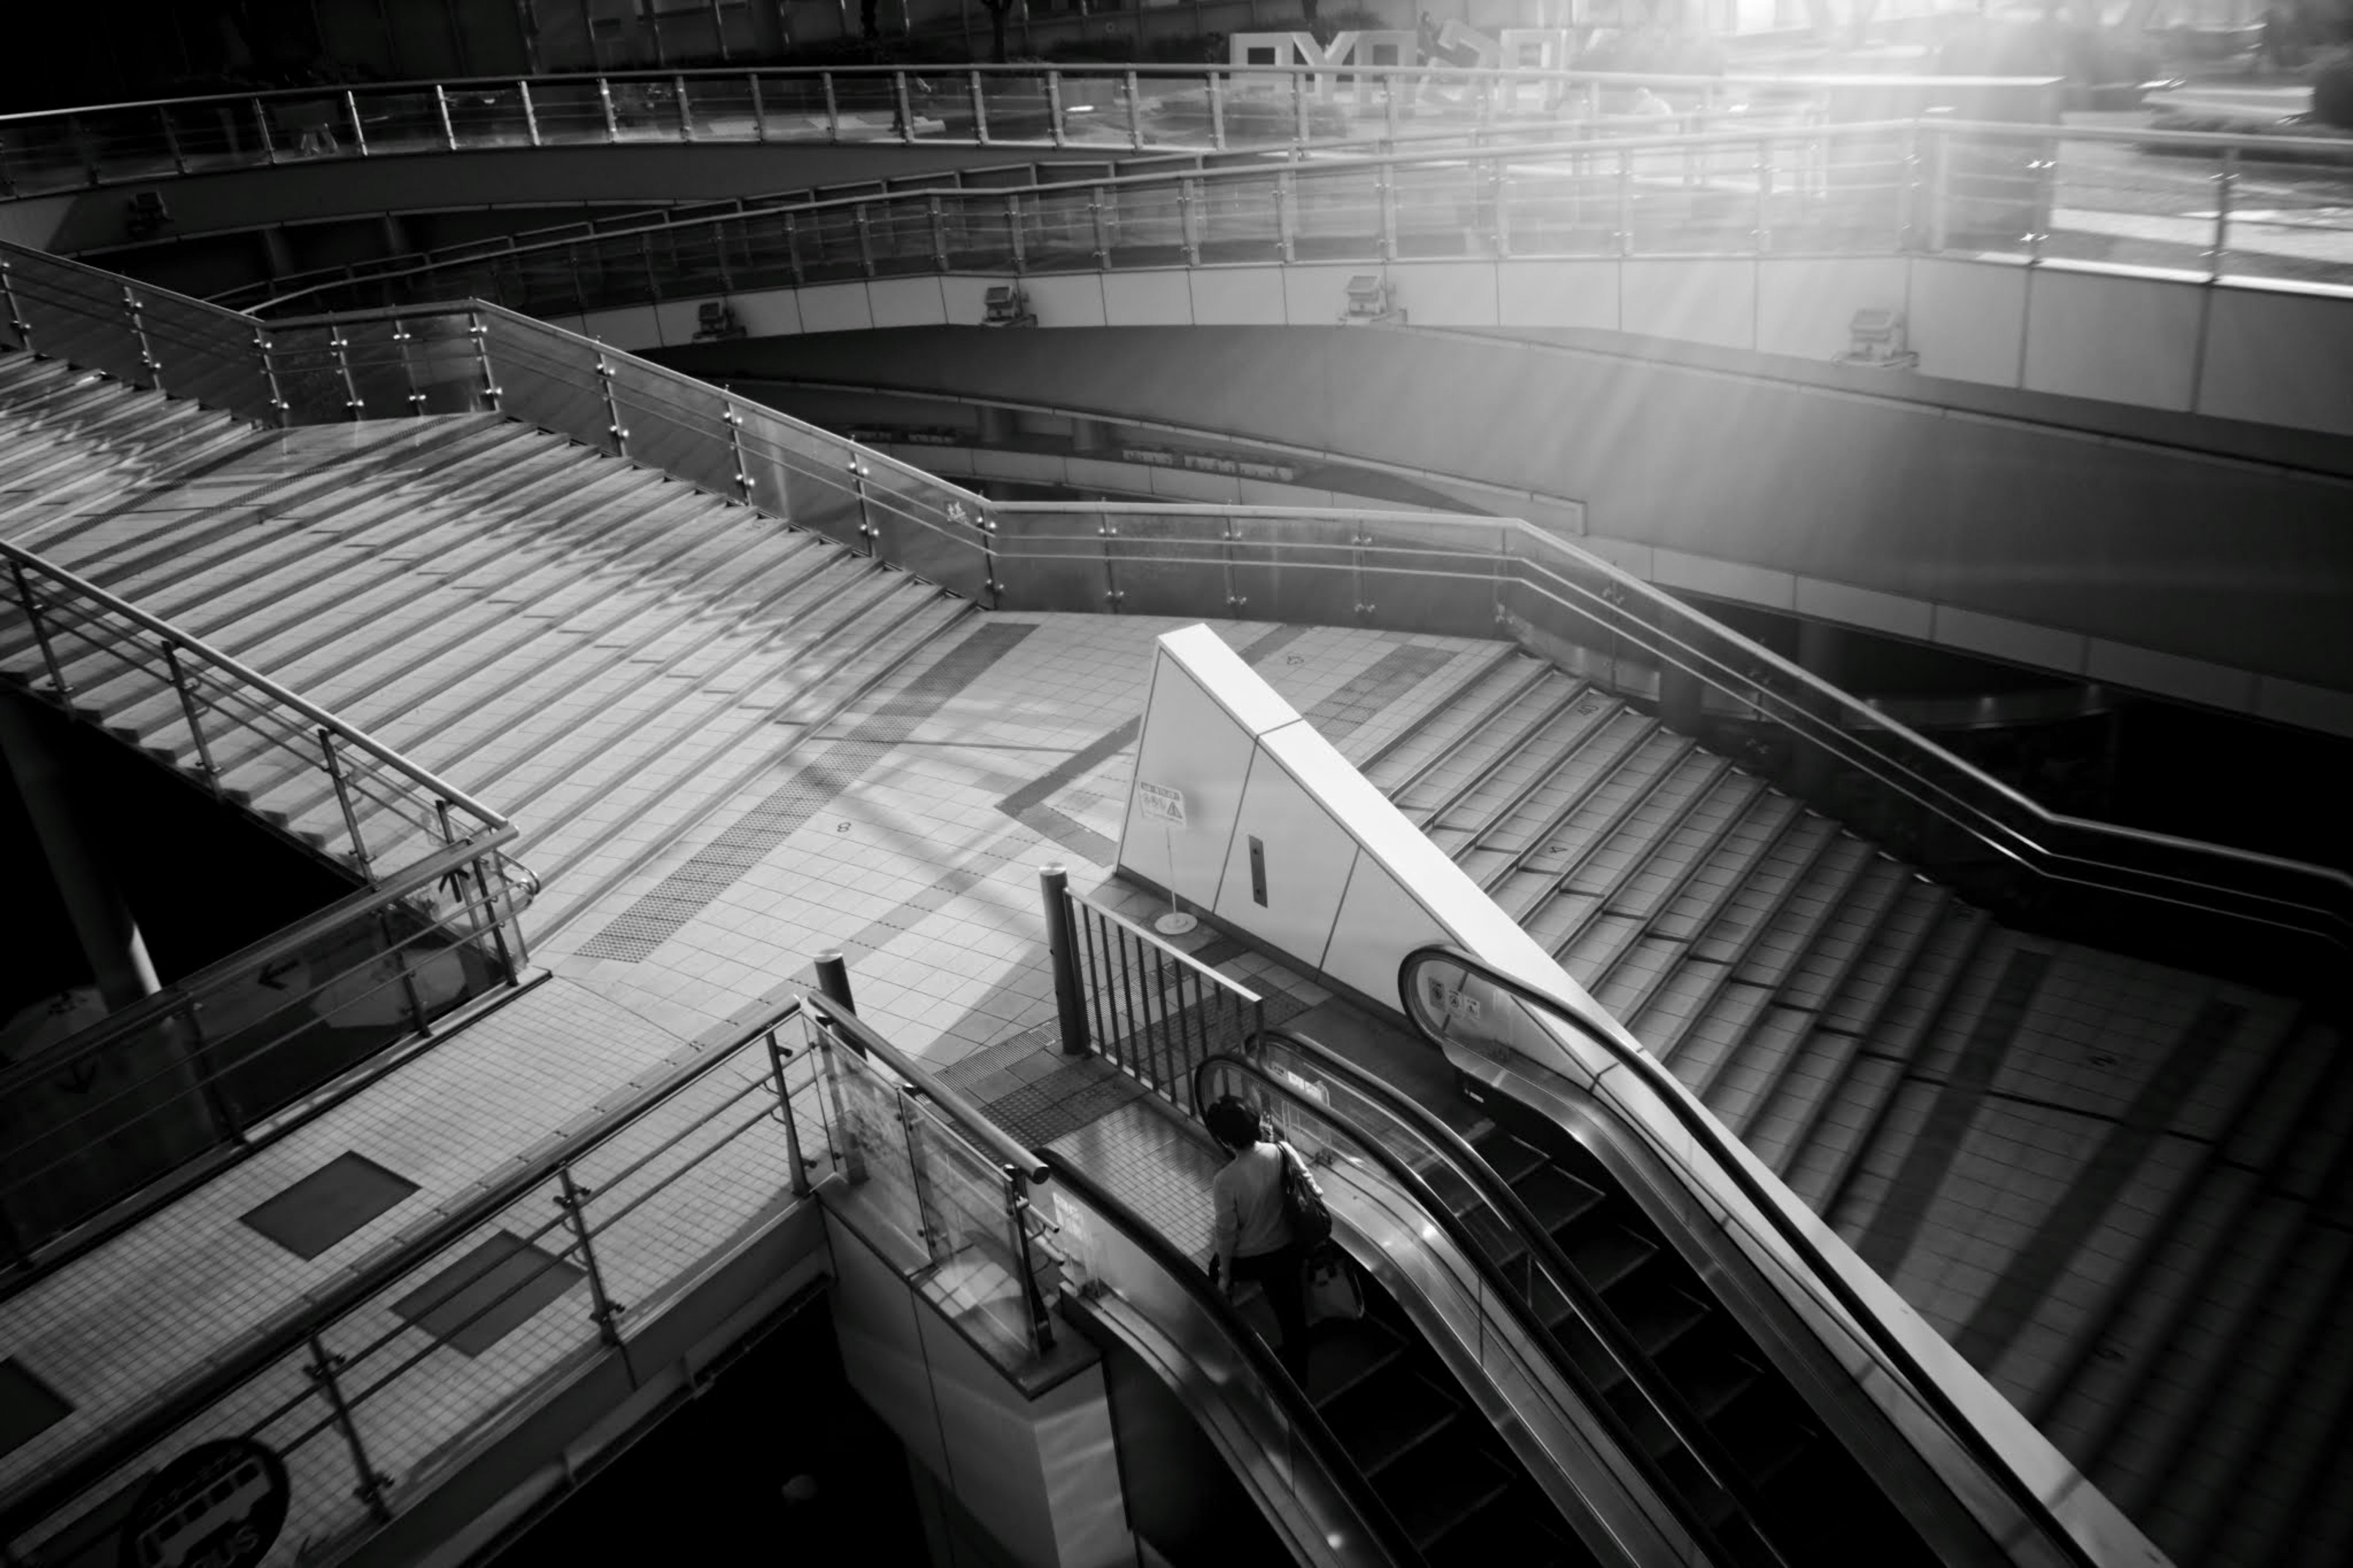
[1396,944,2121,1568]
[6,240,2341,975]
[0,831,531,1277]
[1036,1149,1420,1568]
[0,993,828,1566]
[0,540,513,881]
[987,501,2350,982]
[0,62,1994,203]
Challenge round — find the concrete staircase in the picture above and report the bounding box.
[1345,645,2350,1568]
[0,354,267,545]
[0,354,970,934]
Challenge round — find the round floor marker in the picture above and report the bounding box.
[1154,912,1199,936]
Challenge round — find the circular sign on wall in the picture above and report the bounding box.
[116,1438,289,1568]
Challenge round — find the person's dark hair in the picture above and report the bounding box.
[1203,1095,1264,1150]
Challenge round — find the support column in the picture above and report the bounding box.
[976,403,1017,445]
[0,694,158,1010]
[1069,417,1112,453]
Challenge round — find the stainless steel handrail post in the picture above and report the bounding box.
[330,326,363,417]
[599,77,621,143]
[1275,170,1295,263]
[1756,133,1773,255]
[306,1331,395,1523]
[822,71,841,145]
[464,309,499,412]
[1292,70,1308,151]
[969,70,990,144]
[9,562,71,697]
[390,318,425,415]
[1124,70,1145,153]
[488,850,531,973]
[895,72,915,146]
[896,1085,942,1251]
[1089,183,1112,269]
[854,202,876,276]
[158,105,186,175]
[2210,145,2237,282]
[763,1027,814,1198]
[1616,145,1634,256]
[1005,1167,1056,1352]
[518,80,542,147]
[928,192,948,271]
[434,85,457,150]
[810,1013,868,1183]
[121,284,161,391]
[1207,71,1225,153]
[1047,70,1067,148]
[251,99,277,165]
[849,455,875,555]
[254,326,288,425]
[596,349,629,460]
[320,726,377,882]
[675,74,695,142]
[749,73,769,143]
[0,257,28,351]
[555,1165,637,1384]
[1178,175,1200,266]
[723,395,755,505]
[345,90,369,156]
[161,639,221,794]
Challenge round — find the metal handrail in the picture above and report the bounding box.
[1,540,509,832]
[0,64,2053,134]
[803,991,1047,1183]
[1396,943,2099,1568]
[1240,1025,1795,1561]
[0,829,513,1103]
[0,993,807,1545]
[1185,1046,1748,1565]
[244,116,1927,314]
[985,507,2353,953]
[1033,1146,1423,1568]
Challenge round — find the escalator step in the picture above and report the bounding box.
[1562,1219,1658,1291]
[1467,1124,1550,1184]
[1655,1335,1765,1422]
[1384,1428,1515,1549]
[1457,1204,1530,1274]
[1705,1387,1825,1488]
[1423,1481,1591,1568]
[1512,1164,1606,1232]
[1324,1368,1461,1477]
[1604,1270,1711,1357]
[1302,1317,1407,1407]
[1417,1161,1481,1215]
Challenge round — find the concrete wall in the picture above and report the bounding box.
[655,319,2353,732]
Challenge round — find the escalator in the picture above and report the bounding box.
[1298,1274,1590,1566]
[1270,1028,1939,1563]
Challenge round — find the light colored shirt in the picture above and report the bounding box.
[1211,1140,1314,1270]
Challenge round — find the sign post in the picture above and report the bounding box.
[1135,781,1197,936]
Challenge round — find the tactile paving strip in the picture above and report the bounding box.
[575,623,1036,962]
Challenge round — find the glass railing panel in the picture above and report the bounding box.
[1197,171,1283,261]
[1390,161,1479,259]
[0,119,91,196]
[726,404,870,550]
[1055,72,1144,149]
[2216,164,2353,288]
[827,73,903,143]
[978,70,1055,143]
[1355,513,1516,638]
[604,358,737,497]
[349,91,442,157]
[814,1030,926,1259]
[6,252,154,385]
[159,102,266,175]
[858,464,991,600]
[984,508,1113,615]
[680,75,757,141]
[1495,153,1615,257]
[1289,169,1382,260]
[941,194,1016,271]
[791,203,867,279]
[901,1095,1037,1368]
[0,840,521,1267]
[521,79,611,144]
[644,224,731,299]
[1223,512,1365,627]
[472,313,620,456]
[862,199,938,276]
[131,290,273,413]
[605,76,690,143]
[328,315,430,423]
[442,83,530,150]
[401,311,492,414]
[253,321,353,424]
[1020,187,1105,271]
[746,71,832,138]
[1100,180,1184,266]
[74,108,174,184]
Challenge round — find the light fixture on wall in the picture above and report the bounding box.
[983,285,1037,328]
[1339,275,1406,326]
[690,301,746,343]
[1835,308,1919,370]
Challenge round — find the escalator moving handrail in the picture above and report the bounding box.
[1245,1025,1795,1564]
[1188,1050,1751,1568]
[1031,1148,1425,1568]
[1401,944,2097,1568]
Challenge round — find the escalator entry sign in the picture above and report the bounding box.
[119,1437,288,1568]
[1137,782,1186,827]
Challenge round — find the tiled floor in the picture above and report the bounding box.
[2,572,2335,1564]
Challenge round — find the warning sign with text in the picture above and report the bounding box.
[1137,782,1187,828]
